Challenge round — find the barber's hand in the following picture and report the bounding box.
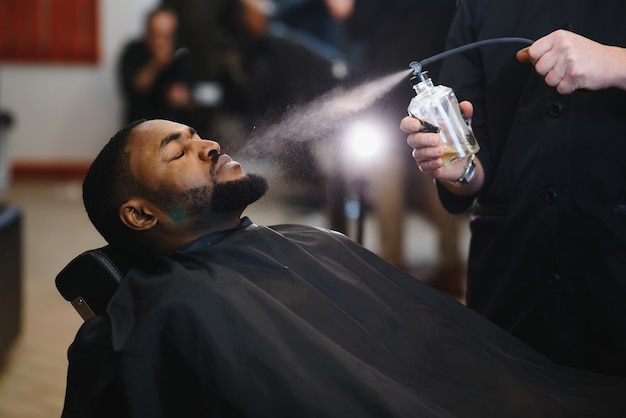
[516,29,626,94]
[401,101,475,182]
[166,82,192,108]
[151,46,174,69]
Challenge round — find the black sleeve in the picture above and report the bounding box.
[118,41,147,99]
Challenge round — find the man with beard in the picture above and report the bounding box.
[81,118,268,256]
[61,119,626,418]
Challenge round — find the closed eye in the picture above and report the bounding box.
[173,149,185,160]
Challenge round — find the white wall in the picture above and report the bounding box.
[0,0,158,162]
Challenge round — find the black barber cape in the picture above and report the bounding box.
[61,220,626,417]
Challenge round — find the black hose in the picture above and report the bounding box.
[411,37,535,74]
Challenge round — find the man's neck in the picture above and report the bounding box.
[146,211,246,255]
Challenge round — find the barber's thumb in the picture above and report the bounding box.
[516,47,532,63]
[459,101,474,121]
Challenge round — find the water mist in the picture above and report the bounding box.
[238,68,412,158]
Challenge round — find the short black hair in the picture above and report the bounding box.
[83,119,146,252]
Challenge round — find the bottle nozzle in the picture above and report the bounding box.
[409,61,428,85]
[409,61,423,75]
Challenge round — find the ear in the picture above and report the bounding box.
[119,198,159,231]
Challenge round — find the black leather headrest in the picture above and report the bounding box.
[55,245,134,320]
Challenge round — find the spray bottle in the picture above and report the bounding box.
[405,37,535,167]
[407,60,479,167]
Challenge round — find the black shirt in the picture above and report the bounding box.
[439,0,626,376]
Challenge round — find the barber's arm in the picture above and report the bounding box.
[516,29,626,94]
[132,49,173,93]
[132,59,168,93]
[401,101,484,197]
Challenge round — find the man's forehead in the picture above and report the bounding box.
[135,119,185,133]
[129,120,186,147]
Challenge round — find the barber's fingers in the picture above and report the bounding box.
[411,141,444,160]
[535,51,566,80]
[517,30,564,67]
[400,115,427,134]
[459,101,474,124]
[406,129,440,149]
[516,31,573,83]
[402,116,440,149]
[532,49,587,94]
[546,66,582,94]
[413,154,444,175]
[411,142,445,174]
[556,78,582,95]
[400,116,440,172]
[517,46,578,93]
[515,30,617,94]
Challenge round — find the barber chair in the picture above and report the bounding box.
[55,245,132,320]
[0,204,22,355]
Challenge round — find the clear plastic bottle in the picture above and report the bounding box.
[407,63,479,167]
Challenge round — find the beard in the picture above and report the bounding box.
[156,174,268,221]
[208,173,268,213]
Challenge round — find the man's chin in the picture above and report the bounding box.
[209,174,269,213]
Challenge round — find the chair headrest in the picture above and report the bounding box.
[55,245,134,320]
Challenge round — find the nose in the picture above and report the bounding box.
[195,140,220,161]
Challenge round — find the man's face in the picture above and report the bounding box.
[126,119,266,224]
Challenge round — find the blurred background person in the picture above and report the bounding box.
[118,6,199,129]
